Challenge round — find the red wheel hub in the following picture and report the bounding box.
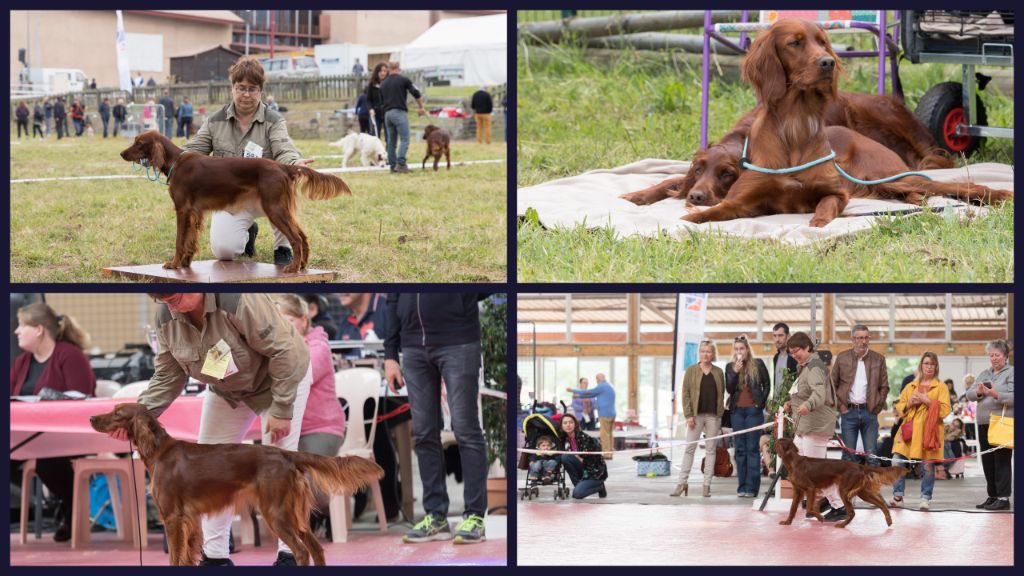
[942,107,970,152]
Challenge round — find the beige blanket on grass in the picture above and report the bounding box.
[517,159,1014,246]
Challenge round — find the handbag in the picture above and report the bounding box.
[701,445,734,477]
[900,419,914,443]
[988,407,1014,449]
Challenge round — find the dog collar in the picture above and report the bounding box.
[740,136,836,175]
[740,137,933,185]
[164,150,191,185]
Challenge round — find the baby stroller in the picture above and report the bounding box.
[518,412,570,500]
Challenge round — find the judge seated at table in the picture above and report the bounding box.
[10,302,97,542]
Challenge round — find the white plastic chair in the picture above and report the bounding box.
[94,379,122,398]
[113,381,150,398]
[328,368,388,543]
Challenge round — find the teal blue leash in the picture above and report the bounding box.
[133,150,189,185]
[740,136,933,184]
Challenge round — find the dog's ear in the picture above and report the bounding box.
[743,28,787,105]
[127,406,160,456]
[148,133,166,171]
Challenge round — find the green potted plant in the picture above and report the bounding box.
[765,368,796,498]
[480,295,507,514]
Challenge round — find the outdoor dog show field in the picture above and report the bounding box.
[516,11,1015,283]
[10,101,506,283]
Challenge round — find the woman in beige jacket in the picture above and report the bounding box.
[672,340,725,498]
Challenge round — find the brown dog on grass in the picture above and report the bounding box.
[775,437,907,528]
[422,125,451,171]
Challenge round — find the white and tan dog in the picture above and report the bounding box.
[331,131,388,168]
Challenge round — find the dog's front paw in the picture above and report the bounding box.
[779,519,793,526]
[619,191,653,205]
[282,263,302,274]
[163,260,182,269]
[808,216,833,228]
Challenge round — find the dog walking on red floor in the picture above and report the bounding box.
[775,437,907,528]
[120,130,353,274]
[90,402,383,566]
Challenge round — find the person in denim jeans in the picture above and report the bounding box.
[385,293,490,544]
[724,335,770,498]
[890,352,950,511]
[379,61,426,172]
[831,325,890,467]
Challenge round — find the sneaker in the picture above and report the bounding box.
[199,552,235,566]
[243,223,258,257]
[984,498,1011,511]
[274,246,293,266]
[823,507,847,522]
[919,499,930,511]
[395,164,411,174]
[889,496,904,508]
[453,514,486,545]
[272,552,296,566]
[403,514,453,543]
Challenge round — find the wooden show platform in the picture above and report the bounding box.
[102,260,336,283]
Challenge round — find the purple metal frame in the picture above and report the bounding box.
[699,10,902,149]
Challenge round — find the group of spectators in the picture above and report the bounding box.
[14,96,90,140]
[537,322,1013,517]
[12,292,498,563]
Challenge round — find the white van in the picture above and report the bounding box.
[262,56,319,80]
[19,68,88,94]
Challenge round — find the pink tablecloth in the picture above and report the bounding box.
[10,396,261,460]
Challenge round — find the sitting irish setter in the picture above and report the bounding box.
[120,131,352,273]
[620,90,953,207]
[644,19,1012,226]
[422,125,451,171]
[775,438,907,528]
[90,403,383,566]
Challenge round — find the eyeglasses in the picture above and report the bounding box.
[233,84,261,95]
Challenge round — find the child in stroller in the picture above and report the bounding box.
[528,436,559,482]
[519,412,570,500]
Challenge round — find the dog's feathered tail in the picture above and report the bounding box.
[286,165,353,200]
[285,451,384,495]
[863,465,908,491]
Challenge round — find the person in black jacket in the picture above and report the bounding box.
[385,293,488,545]
[98,97,111,138]
[771,322,799,404]
[379,61,426,173]
[112,98,127,137]
[470,87,493,145]
[366,63,389,143]
[53,98,67,140]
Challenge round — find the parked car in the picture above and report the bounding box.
[262,56,319,80]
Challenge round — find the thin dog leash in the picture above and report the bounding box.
[128,436,144,566]
[132,150,190,185]
[740,136,934,185]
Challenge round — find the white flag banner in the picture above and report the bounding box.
[670,293,708,414]
[116,10,133,92]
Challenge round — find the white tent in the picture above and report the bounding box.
[401,13,507,86]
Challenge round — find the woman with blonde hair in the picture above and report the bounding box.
[10,302,96,542]
[725,335,770,498]
[890,351,951,511]
[274,294,346,456]
[672,339,725,498]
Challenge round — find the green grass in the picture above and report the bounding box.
[10,135,507,283]
[517,37,1014,283]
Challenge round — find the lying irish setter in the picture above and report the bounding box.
[620,90,952,207]
[636,19,1012,226]
[775,438,907,528]
[120,131,352,273]
[90,403,383,566]
[422,125,451,171]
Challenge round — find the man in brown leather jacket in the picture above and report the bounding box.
[830,324,890,466]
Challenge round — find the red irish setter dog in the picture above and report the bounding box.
[422,125,451,171]
[621,90,953,207]
[775,438,907,528]
[90,403,383,566]
[120,131,352,273]
[632,19,1011,225]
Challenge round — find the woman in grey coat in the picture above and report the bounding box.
[965,339,1014,511]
